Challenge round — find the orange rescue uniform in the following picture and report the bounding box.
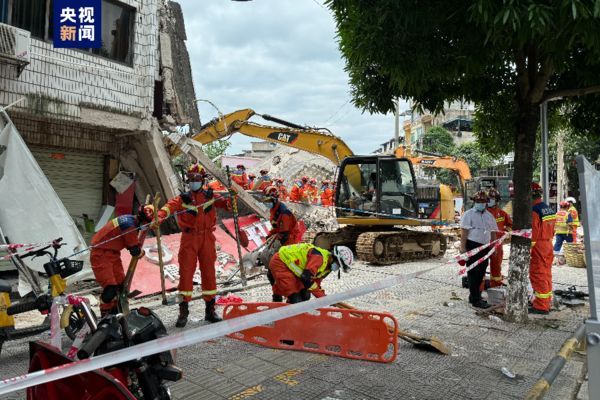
[486,206,512,287]
[320,186,334,206]
[91,216,141,288]
[568,205,579,243]
[269,245,329,299]
[530,199,556,312]
[158,190,230,302]
[231,169,248,189]
[253,176,271,191]
[289,181,304,202]
[269,202,299,245]
[304,184,318,204]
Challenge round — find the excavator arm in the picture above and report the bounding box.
[170,108,355,166]
[406,156,472,186]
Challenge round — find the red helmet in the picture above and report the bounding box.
[309,178,316,184]
[260,169,268,175]
[138,204,155,223]
[263,185,279,197]
[559,200,569,208]
[487,188,500,200]
[301,176,309,183]
[248,173,256,179]
[471,190,488,203]
[187,163,206,180]
[531,182,543,196]
[236,164,245,170]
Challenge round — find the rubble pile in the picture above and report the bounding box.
[286,202,339,232]
[248,146,336,185]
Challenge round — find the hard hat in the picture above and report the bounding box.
[560,200,570,208]
[566,196,576,204]
[187,163,206,180]
[276,177,284,183]
[248,173,256,178]
[236,164,245,170]
[301,176,309,182]
[263,185,279,198]
[332,245,353,273]
[531,182,543,196]
[138,204,155,223]
[260,169,268,175]
[309,178,316,184]
[487,188,501,200]
[470,190,488,203]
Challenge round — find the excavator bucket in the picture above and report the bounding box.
[223,302,398,363]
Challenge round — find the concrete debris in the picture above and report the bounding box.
[248,146,336,185]
[286,202,339,232]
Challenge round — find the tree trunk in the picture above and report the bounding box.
[505,103,539,323]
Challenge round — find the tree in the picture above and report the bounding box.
[421,126,455,155]
[326,0,600,322]
[453,142,494,176]
[202,140,231,165]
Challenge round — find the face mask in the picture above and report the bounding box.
[474,203,486,212]
[487,199,496,207]
[189,182,202,191]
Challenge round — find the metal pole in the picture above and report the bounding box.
[540,101,550,203]
[394,98,400,148]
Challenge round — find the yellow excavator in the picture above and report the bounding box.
[169,109,450,264]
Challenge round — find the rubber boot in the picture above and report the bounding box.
[175,302,189,328]
[205,299,222,323]
[286,292,303,304]
[272,294,283,302]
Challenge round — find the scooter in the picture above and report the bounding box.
[0,238,96,353]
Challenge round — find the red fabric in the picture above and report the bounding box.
[303,185,318,203]
[487,207,512,231]
[114,183,135,216]
[530,198,555,312]
[486,206,512,287]
[253,177,271,191]
[207,179,226,191]
[277,185,288,200]
[269,252,326,298]
[320,188,333,206]
[91,249,125,288]
[269,203,299,245]
[159,191,230,302]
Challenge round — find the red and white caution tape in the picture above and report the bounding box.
[0,266,438,395]
[453,229,532,275]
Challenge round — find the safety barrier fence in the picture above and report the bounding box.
[0,265,437,395]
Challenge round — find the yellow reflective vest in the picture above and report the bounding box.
[278,243,330,278]
[554,210,571,234]
[568,205,580,228]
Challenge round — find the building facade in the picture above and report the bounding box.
[0,0,198,239]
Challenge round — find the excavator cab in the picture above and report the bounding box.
[336,156,419,223]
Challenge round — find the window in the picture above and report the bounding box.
[3,0,135,65]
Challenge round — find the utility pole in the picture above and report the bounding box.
[394,97,400,148]
[540,101,550,203]
[556,127,566,203]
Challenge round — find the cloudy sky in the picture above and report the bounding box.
[177,0,407,155]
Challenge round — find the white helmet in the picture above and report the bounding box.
[566,197,576,204]
[332,245,353,273]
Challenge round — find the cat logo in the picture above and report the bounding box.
[268,132,299,144]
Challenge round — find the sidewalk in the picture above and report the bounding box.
[0,254,589,400]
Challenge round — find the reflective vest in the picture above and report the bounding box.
[278,243,330,278]
[568,205,580,227]
[554,210,571,234]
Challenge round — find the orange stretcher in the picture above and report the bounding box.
[222,302,398,363]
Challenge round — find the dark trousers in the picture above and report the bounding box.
[466,239,489,304]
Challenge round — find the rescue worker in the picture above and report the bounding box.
[565,197,580,243]
[263,186,299,246]
[553,201,573,254]
[486,188,512,287]
[157,163,231,327]
[247,173,256,190]
[267,243,353,303]
[529,182,556,315]
[304,178,318,204]
[253,169,272,191]
[91,205,154,316]
[231,164,248,189]
[320,180,334,206]
[289,176,308,202]
[206,174,226,191]
[460,190,498,309]
[275,178,288,201]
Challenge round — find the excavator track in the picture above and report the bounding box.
[355,231,447,265]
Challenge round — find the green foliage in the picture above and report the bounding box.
[421,126,455,155]
[453,142,494,175]
[202,140,231,162]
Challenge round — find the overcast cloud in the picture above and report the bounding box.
[177,0,406,155]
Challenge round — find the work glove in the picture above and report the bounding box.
[128,246,142,258]
[180,192,193,204]
[300,270,313,289]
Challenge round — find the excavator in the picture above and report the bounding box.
[168,108,449,264]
